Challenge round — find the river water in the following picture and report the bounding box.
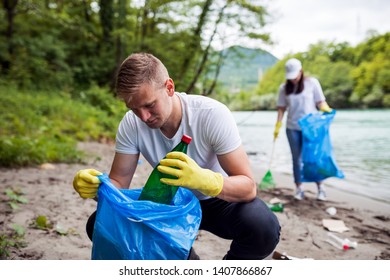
[233,110,390,204]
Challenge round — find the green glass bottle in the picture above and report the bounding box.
[266,202,284,212]
[138,135,192,204]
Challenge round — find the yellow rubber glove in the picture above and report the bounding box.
[157,152,223,197]
[73,169,102,198]
[273,121,282,140]
[319,102,333,113]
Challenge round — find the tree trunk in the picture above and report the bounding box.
[178,0,213,81]
[1,0,19,72]
[110,0,127,93]
[186,2,227,94]
[82,0,91,22]
[139,0,151,49]
[99,0,114,42]
[204,50,226,96]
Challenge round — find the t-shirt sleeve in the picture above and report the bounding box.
[115,112,139,154]
[277,84,287,107]
[311,77,326,103]
[205,104,242,155]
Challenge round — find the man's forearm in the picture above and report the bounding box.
[217,175,256,202]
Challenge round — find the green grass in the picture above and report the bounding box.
[0,85,127,167]
[0,224,27,259]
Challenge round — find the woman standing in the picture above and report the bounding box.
[273,58,332,201]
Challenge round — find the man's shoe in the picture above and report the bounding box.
[294,190,304,200]
[317,190,327,201]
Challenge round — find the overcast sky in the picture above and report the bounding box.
[259,0,390,59]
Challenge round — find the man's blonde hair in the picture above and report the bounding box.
[116,53,169,100]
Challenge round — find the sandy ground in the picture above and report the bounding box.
[1,142,389,260]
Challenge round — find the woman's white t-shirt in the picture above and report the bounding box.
[277,77,326,130]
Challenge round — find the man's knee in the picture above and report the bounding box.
[237,199,281,258]
[254,199,280,239]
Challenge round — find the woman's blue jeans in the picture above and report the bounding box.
[286,128,302,184]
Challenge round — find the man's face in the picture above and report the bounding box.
[125,82,172,129]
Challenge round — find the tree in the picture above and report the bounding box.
[0,0,272,98]
[185,0,228,94]
[350,52,390,107]
[186,0,271,94]
[255,34,390,109]
[99,0,114,43]
[1,0,19,73]
[177,0,213,82]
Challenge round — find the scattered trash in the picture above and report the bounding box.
[269,197,287,204]
[266,202,284,212]
[271,251,289,260]
[272,251,314,260]
[325,232,358,250]
[322,219,349,233]
[325,206,337,216]
[40,163,56,170]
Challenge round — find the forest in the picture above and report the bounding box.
[253,33,390,110]
[1,0,271,93]
[0,0,389,167]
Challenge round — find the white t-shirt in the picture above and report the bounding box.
[115,92,242,200]
[277,77,325,130]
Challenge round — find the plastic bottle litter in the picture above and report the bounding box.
[326,232,358,250]
[138,135,192,204]
[325,206,337,216]
[266,202,284,212]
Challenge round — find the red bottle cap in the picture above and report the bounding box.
[181,135,192,144]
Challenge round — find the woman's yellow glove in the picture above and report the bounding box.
[273,121,282,140]
[319,103,333,113]
[157,152,223,197]
[73,169,102,198]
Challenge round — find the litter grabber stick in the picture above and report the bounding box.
[268,139,276,170]
[258,139,277,190]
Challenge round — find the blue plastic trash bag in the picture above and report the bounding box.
[298,110,345,182]
[91,173,202,260]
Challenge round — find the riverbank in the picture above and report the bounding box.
[1,142,389,260]
[234,109,390,204]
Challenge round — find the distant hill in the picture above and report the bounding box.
[217,46,278,92]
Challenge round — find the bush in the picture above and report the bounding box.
[0,86,126,167]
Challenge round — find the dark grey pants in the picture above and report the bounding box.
[198,197,280,259]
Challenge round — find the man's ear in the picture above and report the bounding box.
[165,78,175,96]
